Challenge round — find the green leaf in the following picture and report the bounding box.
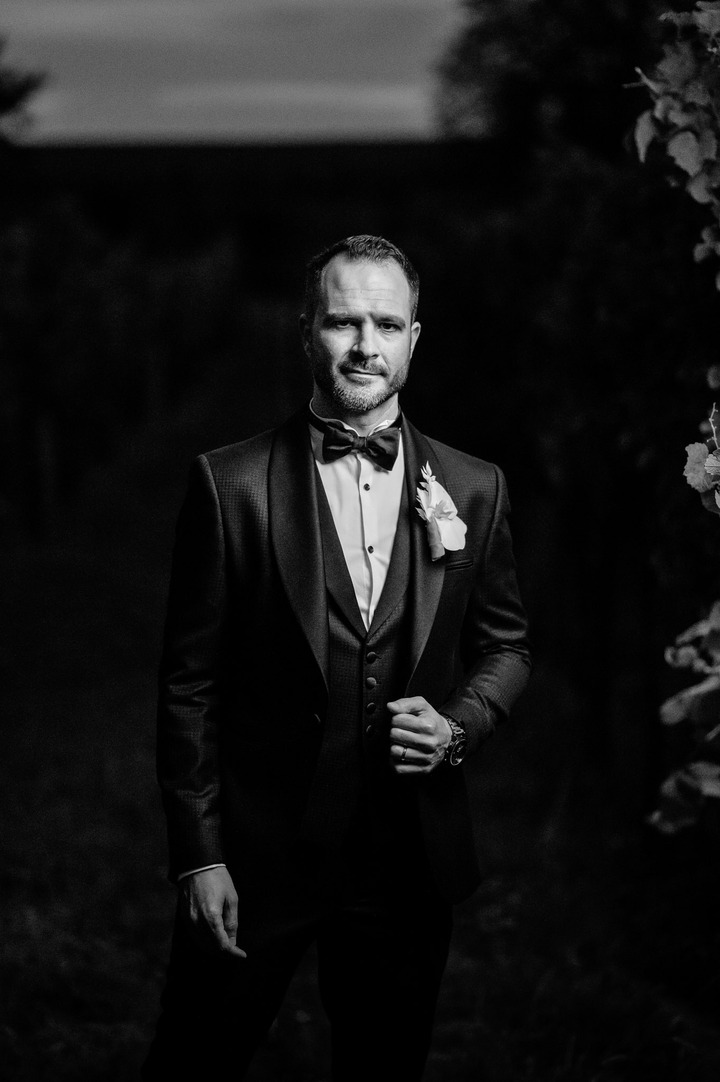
[648,769,703,833]
[685,80,713,105]
[701,486,720,511]
[687,170,715,203]
[653,94,676,122]
[667,105,699,128]
[657,41,699,90]
[661,13,694,29]
[688,761,720,798]
[634,109,657,162]
[696,10,720,35]
[669,130,703,174]
[699,128,718,162]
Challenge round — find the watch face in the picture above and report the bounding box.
[449,736,466,766]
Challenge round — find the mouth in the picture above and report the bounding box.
[341,367,385,379]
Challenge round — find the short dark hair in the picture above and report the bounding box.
[304,234,420,322]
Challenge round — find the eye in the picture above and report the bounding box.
[379,322,400,332]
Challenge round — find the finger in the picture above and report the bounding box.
[387,697,428,715]
[390,742,432,765]
[389,722,435,748]
[391,755,435,775]
[206,909,247,959]
[223,898,246,957]
[390,715,433,734]
[224,937,248,959]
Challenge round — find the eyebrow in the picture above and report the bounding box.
[323,310,407,328]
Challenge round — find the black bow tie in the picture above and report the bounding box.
[309,412,402,471]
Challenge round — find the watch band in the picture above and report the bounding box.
[442,715,467,766]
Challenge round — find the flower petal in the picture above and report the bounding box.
[437,515,467,551]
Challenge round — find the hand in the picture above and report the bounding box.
[179,867,247,959]
[387,696,452,775]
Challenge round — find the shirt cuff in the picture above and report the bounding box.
[176,863,227,882]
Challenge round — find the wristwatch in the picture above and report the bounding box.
[442,716,467,766]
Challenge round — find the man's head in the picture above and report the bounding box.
[301,235,421,426]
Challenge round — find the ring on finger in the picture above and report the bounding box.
[401,746,408,762]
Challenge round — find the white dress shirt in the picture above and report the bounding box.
[309,406,404,629]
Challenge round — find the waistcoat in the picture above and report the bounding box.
[298,467,421,859]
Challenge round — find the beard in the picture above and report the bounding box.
[309,351,412,414]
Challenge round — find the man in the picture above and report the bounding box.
[143,235,530,1081]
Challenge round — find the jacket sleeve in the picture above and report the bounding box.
[156,455,228,882]
[441,465,531,755]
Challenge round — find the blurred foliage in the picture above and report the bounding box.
[652,600,720,831]
[629,2,720,833]
[437,0,663,157]
[635,1,720,284]
[0,37,43,144]
[435,0,720,829]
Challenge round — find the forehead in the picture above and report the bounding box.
[318,255,412,314]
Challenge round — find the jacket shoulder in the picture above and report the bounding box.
[188,428,276,508]
[202,427,274,471]
[421,433,501,485]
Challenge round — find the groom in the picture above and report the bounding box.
[143,235,531,1080]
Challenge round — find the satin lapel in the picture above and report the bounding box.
[403,418,447,684]
[314,474,367,638]
[269,411,329,693]
[367,480,410,634]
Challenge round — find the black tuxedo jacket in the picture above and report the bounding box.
[157,409,531,903]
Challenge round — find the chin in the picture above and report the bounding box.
[333,384,390,414]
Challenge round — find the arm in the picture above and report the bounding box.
[441,464,531,753]
[389,465,530,772]
[158,457,247,955]
[157,454,228,882]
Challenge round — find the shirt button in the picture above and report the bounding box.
[363,483,370,491]
[365,676,377,689]
[366,702,376,714]
[366,651,378,663]
[367,545,374,554]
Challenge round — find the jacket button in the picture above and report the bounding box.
[366,651,378,663]
[366,702,376,714]
[365,676,377,689]
[365,724,374,736]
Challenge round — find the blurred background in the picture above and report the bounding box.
[2,1,720,1079]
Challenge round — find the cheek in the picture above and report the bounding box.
[318,335,348,364]
[387,339,413,368]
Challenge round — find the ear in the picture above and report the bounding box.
[409,321,421,357]
[299,314,312,358]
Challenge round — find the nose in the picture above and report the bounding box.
[353,320,379,360]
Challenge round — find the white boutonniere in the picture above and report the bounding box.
[415,462,467,561]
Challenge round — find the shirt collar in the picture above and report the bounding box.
[308,399,397,437]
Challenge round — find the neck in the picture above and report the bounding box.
[311,389,399,436]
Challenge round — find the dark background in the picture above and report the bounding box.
[3,3,720,1079]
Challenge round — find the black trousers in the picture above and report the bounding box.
[142,855,453,1082]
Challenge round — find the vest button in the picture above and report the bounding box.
[365,724,374,737]
[366,651,378,663]
[365,676,377,689]
[366,702,376,714]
